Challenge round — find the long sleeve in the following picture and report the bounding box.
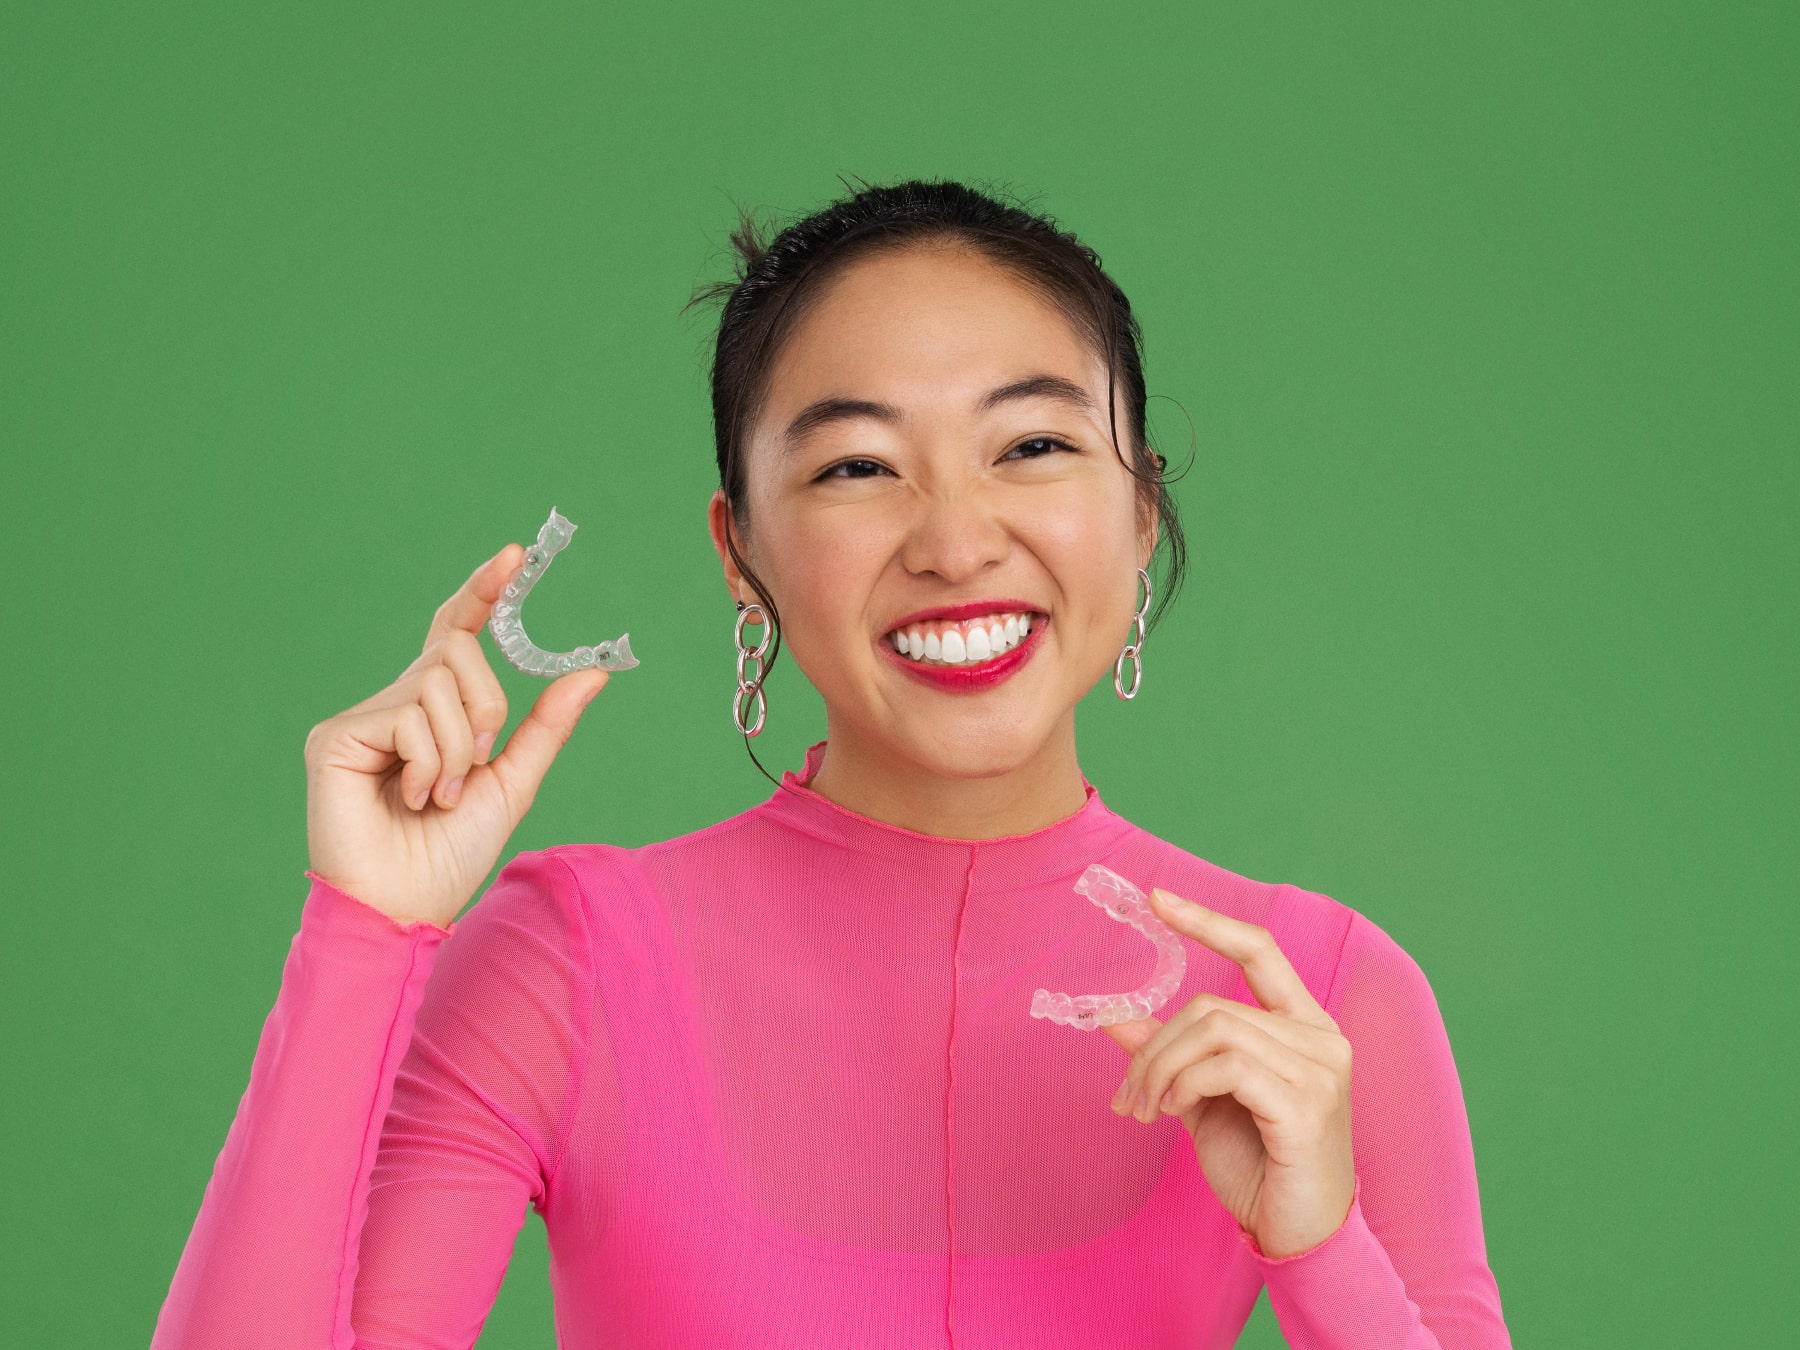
[151,848,594,1350]
[1237,910,1512,1349]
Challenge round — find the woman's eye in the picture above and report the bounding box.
[1004,436,1077,461]
[816,457,892,481]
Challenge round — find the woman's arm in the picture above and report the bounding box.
[151,847,593,1349]
[1243,910,1513,1348]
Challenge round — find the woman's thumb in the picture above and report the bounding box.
[488,670,608,815]
[1102,1016,1161,1058]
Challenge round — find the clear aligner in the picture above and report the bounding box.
[487,507,641,677]
[1030,864,1187,1031]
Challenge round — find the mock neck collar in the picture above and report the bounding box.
[754,739,1134,874]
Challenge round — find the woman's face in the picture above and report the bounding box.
[710,241,1154,784]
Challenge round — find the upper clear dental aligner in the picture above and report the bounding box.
[1030,864,1187,1029]
[488,507,640,677]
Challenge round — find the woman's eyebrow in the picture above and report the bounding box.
[783,396,903,449]
[782,374,1100,451]
[975,373,1100,418]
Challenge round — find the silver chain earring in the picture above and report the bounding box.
[733,601,773,736]
[1114,568,1151,700]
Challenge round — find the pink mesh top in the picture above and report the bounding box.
[153,742,1511,1348]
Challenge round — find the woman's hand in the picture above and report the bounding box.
[302,543,610,930]
[1103,888,1356,1259]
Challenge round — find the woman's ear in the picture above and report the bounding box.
[707,489,751,604]
[1132,445,1161,570]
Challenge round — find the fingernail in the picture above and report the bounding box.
[444,777,463,806]
[473,732,495,761]
[579,683,602,710]
[1112,1080,1129,1112]
[1132,1085,1149,1118]
[1159,1089,1174,1113]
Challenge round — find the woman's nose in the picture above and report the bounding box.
[899,489,1010,584]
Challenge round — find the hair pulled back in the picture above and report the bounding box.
[685,175,1189,774]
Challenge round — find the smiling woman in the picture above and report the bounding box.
[700,223,1177,834]
[689,183,1184,800]
[153,178,1513,1349]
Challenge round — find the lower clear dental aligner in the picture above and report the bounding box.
[488,507,640,677]
[1031,864,1187,1030]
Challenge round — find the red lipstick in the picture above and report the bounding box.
[881,613,1048,692]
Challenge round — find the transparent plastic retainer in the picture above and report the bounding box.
[488,507,640,677]
[1030,864,1187,1030]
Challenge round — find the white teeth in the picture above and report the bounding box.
[887,610,1041,666]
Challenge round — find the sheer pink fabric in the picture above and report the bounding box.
[153,742,1511,1348]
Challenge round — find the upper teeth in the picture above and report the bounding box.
[889,611,1034,665]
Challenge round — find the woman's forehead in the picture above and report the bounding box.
[761,246,1108,424]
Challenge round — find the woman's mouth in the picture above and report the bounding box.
[889,609,1035,664]
[879,607,1047,691]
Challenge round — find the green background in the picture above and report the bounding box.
[3,2,1794,1345]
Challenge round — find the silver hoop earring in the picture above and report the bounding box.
[1114,568,1151,700]
[733,601,773,736]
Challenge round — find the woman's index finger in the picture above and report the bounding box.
[427,544,522,648]
[1148,887,1332,1027]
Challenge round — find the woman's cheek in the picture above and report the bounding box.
[762,556,868,683]
[1056,558,1143,684]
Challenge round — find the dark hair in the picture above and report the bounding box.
[685,175,1190,776]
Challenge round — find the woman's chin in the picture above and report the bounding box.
[881,722,1062,783]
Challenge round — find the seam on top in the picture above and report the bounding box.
[331,929,431,1344]
[943,842,977,1349]
[770,759,1106,848]
[541,848,600,1199]
[1318,895,1361,1023]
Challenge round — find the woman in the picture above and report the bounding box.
[153,179,1512,1348]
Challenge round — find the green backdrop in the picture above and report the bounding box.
[4,3,1793,1345]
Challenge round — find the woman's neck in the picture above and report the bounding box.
[802,718,1090,841]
